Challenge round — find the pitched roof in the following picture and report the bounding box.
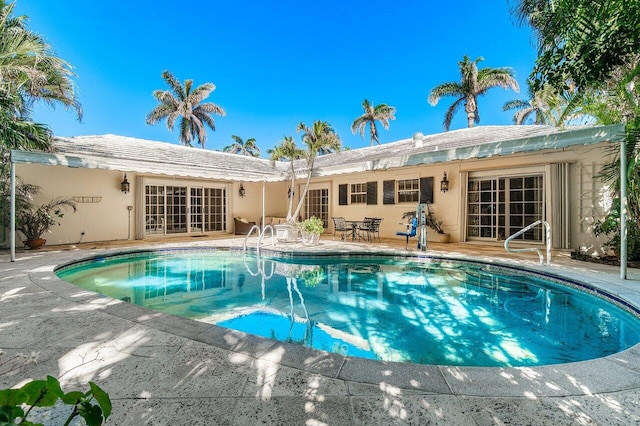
[308,124,625,176]
[16,134,289,182]
[11,125,625,182]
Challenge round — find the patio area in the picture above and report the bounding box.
[1,236,640,425]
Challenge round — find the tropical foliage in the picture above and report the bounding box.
[513,1,640,259]
[511,0,640,93]
[0,0,81,152]
[268,122,340,224]
[0,375,111,425]
[223,135,260,157]
[350,99,396,145]
[267,136,304,221]
[503,80,566,126]
[145,70,225,148]
[292,121,341,221]
[428,55,519,131]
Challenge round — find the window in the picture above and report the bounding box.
[144,183,226,236]
[305,188,328,228]
[467,175,544,241]
[145,185,165,234]
[397,179,419,203]
[203,188,226,231]
[350,183,367,204]
[166,186,187,234]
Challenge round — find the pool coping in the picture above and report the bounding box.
[30,241,640,398]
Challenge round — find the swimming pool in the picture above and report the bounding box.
[55,249,640,367]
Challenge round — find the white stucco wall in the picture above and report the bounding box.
[10,140,617,255]
[14,164,134,245]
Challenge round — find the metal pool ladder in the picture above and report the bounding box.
[243,224,275,254]
[504,220,551,265]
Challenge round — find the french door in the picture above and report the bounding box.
[305,188,329,228]
[467,175,544,241]
[145,184,226,236]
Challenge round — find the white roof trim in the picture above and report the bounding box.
[10,124,625,182]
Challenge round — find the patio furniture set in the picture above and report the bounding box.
[332,217,382,242]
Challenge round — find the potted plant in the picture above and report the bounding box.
[16,197,76,249]
[403,205,450,243]
[300,216,324,246]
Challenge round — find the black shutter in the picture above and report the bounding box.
[419,177,434,204]
[338,184,348,205]
[383,180,395,205]
[366,181,377,205]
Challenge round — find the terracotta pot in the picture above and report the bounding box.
[24,238,46,250]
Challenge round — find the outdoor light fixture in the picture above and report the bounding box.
[121,174,130,194]
[239,183,246,198]
[287,187,294,198]
[440,171,449,193]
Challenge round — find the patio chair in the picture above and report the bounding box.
[396,217,417,249]
[332,217,350,240]
[361,217,382,242]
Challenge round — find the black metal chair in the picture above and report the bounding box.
[332,217,350,240]
[361,217,382,242]
[358,217,381,242]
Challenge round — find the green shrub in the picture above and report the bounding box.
[0,375,111,426]
[593,199,640,261]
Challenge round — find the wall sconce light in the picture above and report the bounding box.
[287,187,294,198]
[440,171,449,193]
[121,174,130,194]
[239,183,246,198]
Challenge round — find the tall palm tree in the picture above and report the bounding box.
[223,135,260,157]
[267,135,304,221]
[428,55,519,131]
[291,121,341,221]
[0,0,81,151]
[350,99,396,145]
[503,81,565,126]
[145,70,225,148]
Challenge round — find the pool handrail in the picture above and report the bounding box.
[243,224,276,254]
[257,225,276,254]
[504,220,551,265]
[243,225,261,253]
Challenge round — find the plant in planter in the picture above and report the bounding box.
[300,216,324,246]
[402,205,450,242]
[16,197,76,249]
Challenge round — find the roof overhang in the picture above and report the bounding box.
[312,124,626,177]
[10,150,286,182]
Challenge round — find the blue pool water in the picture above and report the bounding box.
[55,250,640,367]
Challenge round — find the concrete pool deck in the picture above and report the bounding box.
[1,236,640,425]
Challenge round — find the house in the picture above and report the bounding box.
[8,124,625,255]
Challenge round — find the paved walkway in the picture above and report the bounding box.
[1,236,640,425]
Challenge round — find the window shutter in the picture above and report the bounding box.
[419,177,434,204]
[366,181,377,205]
[383,180,395,205]
[338,184,348,205]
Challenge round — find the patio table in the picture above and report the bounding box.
[345,220,367,241]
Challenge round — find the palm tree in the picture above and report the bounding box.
[223,135,260,157]
[428,55,519,131]
[267,136,304,221]
[0,0,81,151]
[145,70,225,148]
[503,81,565,126]
[291,121,341,221]
[350,99,396,145]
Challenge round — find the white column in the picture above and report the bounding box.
[10,160,16,262]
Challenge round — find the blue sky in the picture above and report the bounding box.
[22,1,537,154]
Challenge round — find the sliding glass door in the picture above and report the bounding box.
[145,183,226,236]
[467,175,544,242]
